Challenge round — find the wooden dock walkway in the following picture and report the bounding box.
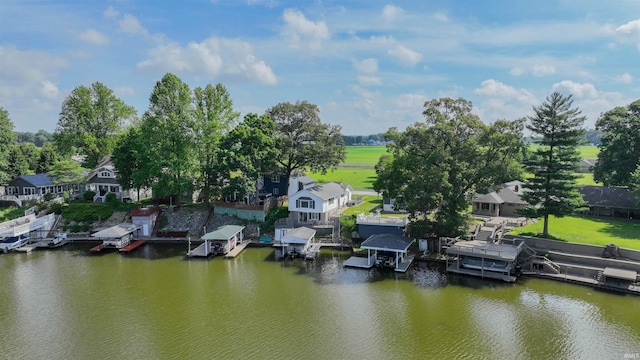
[225,241,250,258]
[120,239,147,253]
[89,244,105,253]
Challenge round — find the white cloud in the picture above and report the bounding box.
[510,68,525,76]
[119,14,149,36]
[281,9,330,51]
[357,76,381,86]
[615,18,640,49]
[382,5,403,22]
[388,44,422,66]
[353,58,378,73]
[532,64,556,76]
[552,80,598,98]
[473,79,539,122]
[137,37,277,85]
[432,11,448,22]
[0,46,68,83]
[103,6,119,19]
[615,73,633,84]
[78,29,110,45]
[475,79,537,103]
[40,80,59,99]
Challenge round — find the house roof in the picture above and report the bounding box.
[91,223,139,239]
[579,186,640,209]
[202,225,245,240]
[305,182,350,200]
[13,174,55,187]
[472,181,527,205]
[281,227,316,244]
[296,176,316,185]
[361,233,413,252]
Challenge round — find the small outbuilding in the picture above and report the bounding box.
[91,223,140,249]
[131,206,160,236]
[274,226,318,259]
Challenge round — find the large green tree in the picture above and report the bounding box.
[593,100,640,187]
[193,83,239,204]
[6,145,29,179]
[374,97,524,238]
[36,143,59,174]
[54,82,136,168]
[111,125,153,201]
[265,101,345,186]
[220,113,279,203]
[0,107,16,185]
[520,92,586,236]
[140,73,197,205]
[47,160,87,195]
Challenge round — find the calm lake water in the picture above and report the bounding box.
[1,244,639,360]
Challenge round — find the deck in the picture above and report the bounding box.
[344,255,374,269]
[120,239,147,253]
[446,264,517,282]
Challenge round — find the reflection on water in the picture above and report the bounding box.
[1,245,639,360]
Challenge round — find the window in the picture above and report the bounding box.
[328,198,335,205]
[56,185,63,193]
[481,203,490,210]
[273,188,279,195]
[271,175,280,183]
[23,187,36,195]
[7,187,17,195]
[296,197,315,209]
[99,171,113,178]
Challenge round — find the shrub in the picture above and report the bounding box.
[49,202,66,215]
[61,203,113,222]
[71,223,82,233]
[261,206,289,233]
[106,193,118,203]
[44,193,56,201]
[83,191,96,202]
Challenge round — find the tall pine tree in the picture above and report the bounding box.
[520,92,586,236]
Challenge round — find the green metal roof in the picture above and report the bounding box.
[201,225,245,240]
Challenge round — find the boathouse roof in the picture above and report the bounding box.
[91,223,139,239]
[202,225,245,241]
[361,233,413,252]
[281,227,316,244]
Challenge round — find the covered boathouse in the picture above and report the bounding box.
[446,240,524,282]
[90,223,140,252]
[344,233,414,272]
[187,225,245,258]
[273,226,319,260]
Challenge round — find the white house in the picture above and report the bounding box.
[288,181,352,225]
[84,156,125,202]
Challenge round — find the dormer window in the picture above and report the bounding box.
[99,171,113,178]
[271,175,280,183]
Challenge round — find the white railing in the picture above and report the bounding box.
[356,213,408,226]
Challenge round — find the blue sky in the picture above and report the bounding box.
[1,0,639,135]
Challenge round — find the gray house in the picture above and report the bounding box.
[579,186,639,220]
[2,174,70,206]
[471,180,528,217]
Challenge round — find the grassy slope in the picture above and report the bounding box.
[509,215,640,250]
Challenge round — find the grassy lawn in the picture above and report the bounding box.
[509,215,640,250]
[0,206,27,222]
[343,146,388,167]
[342,195,382,216]
[308,167,377,189]
[530,145,599,159]
[575,172,599,186]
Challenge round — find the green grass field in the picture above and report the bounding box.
[310,145,601,189]
[509,215,640,250]
[530,145,599,159]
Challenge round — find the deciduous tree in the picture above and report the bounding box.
[54,82,136,168]
[111,125,153,201]
[593,100,640,187]
[0,107,16,185]
[520,92,586,236]
[220,113,279,203]
[193,83,239,204]
[140,73,197,205]
[265,101,345,187]
[47,160,87,195]
[374,97,524,238]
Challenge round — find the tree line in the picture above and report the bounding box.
[1,76,638,239]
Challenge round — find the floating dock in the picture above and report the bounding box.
[120,239,147,253]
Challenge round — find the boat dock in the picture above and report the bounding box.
[224,241,250,258]
[120,239,147,253]
[343,253,414,273]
